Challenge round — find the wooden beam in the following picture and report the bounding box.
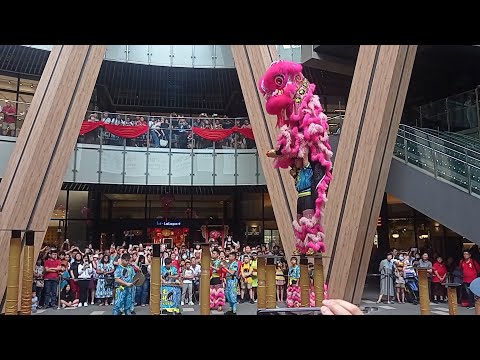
[0,45,106,309]
[323,45,417,304]
[231,45,296,260]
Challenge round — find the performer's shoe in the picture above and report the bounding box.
[292,249,301,256]
[306,248,316,256]
[224,310,237,315]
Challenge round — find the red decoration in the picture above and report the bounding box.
[79,122,255,141]
[209,230,221,240]
[80,121,149,138]
[192,126,254,141]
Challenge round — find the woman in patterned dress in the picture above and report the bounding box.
[96,254,115,306]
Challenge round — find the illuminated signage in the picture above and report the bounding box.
[156,221,182,227]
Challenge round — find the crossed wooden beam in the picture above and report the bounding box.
[0,45,417,312]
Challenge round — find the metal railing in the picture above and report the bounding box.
[394,125,480,197]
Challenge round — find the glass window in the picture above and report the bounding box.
[148,194,190,219]
[263,192,274,219]
[192,194,230,219]
[52,190,67,220]
[107,194,146,219]
[239,193,262,219]
[68,191,89,219]
[66,220,88,247]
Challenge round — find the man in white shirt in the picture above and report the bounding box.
[181,260,195,306]
[191,257,201,304]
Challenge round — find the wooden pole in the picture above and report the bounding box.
[475,297,480,315]
[265,257,276,309]
[149,244,161,315]
[300,257,309,307]
[444,283,460,315]
[313,255,325,306]
[257,256,266,309]
[5,230,22,315]
[199,243,211,315]
[417,267,430,315]
[19,231,35,315]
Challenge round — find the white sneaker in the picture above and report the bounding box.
[141,304,146,307]
[84,302,88,307]
[181,301,185,306]
[188,302,194,306]
[62,304,66,309]
[91,302,94,305]
[78,303,83,307]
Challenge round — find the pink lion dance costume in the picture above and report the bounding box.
[259,60,333,256]
[209,256,226,311]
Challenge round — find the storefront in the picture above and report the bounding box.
[48,185,279,250]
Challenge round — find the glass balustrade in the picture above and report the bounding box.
[395,125,480,197]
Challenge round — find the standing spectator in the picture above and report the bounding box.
[77,255,93,307]
[2,100,17,136]
[135,255,150,307]
[69,252,82,300]
[43,249,62,308]
[394,263,406,303]
[240,255,254,303]
[418,253,433,300]
[96,254,114,306]
[432,256,447,303]
[34,258,45,307]
[192,257,201,303]
[377,253,395,304]
[459,250,480,309]
[276,261,286,302]
[250,251,258,302]
[181,259,195,306]
[31,291,38,313]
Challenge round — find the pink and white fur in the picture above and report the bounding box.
[259,60,333,255]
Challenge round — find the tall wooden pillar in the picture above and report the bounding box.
[323,45,417,304]
[231,45,296,260]
[0,45,106,310]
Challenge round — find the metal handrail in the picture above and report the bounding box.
[401,124,480,158]
[396,133,480,172]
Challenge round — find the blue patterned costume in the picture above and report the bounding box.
[113,264,135,315]
[225,261,239,313]
[288,265,300,285]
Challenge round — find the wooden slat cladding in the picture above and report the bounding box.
[323,45,417,304]
[0,46,106,309]
[231,45,296,260]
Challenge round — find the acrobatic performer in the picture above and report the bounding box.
[210,248,225,311]
[223,251,239,315]
[113,253,135,315]
[259,60,333,256]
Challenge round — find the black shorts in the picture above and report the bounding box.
[210,277,222,286]
[297,194,314,215]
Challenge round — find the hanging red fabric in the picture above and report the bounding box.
[79,121,102,135]
[79,121,255,140]
[104,123,149,138]
[191,126,254,141]
[79,121,149,138]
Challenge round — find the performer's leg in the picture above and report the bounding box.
[231,282,238,313]
[125,288,133,315]
[112,288,124,315]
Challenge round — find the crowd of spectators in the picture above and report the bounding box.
[81,111,255,149]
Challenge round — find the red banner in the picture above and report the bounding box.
[79,121,255,140]
[79,121,149,138]
[192,126,254,141]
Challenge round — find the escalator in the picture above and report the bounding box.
[386,125,480,244]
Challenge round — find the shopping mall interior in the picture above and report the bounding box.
[1,45,479,268]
